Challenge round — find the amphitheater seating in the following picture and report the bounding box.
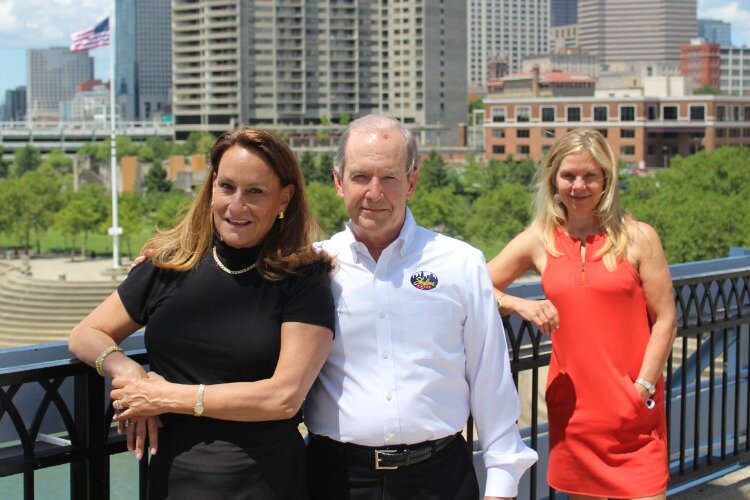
[0,261,118,348]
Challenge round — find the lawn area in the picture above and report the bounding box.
[0,227,156,258]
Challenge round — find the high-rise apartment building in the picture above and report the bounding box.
[172,0,466,142]
[116,0,172,121]
[551,0,577,27]
[721,47,750,96]
[467,0,550,93]
[3,86,27,122]
[26,48,93,122]
[698,19,732,47]
[578,0,696,65]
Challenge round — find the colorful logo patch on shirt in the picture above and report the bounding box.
[410,271,438,290]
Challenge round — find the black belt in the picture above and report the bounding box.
[310,433,459,470]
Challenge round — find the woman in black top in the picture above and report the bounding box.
[68,129,335,499]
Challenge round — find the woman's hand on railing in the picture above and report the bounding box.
[509,296,560,335]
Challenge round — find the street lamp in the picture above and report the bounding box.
[662,146,669,168]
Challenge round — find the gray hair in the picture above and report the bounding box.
[332,114,418,177]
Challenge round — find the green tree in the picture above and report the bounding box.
[118,192,146,258]
[317,115,332,141]
[300,151,317,184]
[0,167,62,252]
[12,144,41,177]
[466,183,533,253]
[420,150,448,190]
[338,112,350,127]
[149,191,192,230]
[408,186,470,238]
[693,85,722,95]
[143,162,172,194]
[41,149,73,175]
[54,183,108,257]
[468,97,484,125]
[77,136,139,163]
[0,146,12,178]
[621,147,750,262]
[307,181,348,236]
[184,132,215,156]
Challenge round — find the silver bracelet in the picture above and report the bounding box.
[635,377,656,396]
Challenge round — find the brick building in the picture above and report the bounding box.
[681,39,721,90]
[484,95,750,168]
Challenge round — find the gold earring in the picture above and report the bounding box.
[278,211,284,220]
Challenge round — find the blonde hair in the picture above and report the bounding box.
[533,128,633,270]
[144,128,332,280]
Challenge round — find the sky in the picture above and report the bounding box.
[0,0,749,101]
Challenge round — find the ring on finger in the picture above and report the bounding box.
[113,399,123,411]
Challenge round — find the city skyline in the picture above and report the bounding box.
[0,0,749,105]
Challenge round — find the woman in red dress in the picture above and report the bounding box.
[488,128,677,499]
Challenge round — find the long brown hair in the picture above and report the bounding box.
[145,128,332,280]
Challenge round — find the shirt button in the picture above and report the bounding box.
[385,392,392,401]
[379,310,385,318]
[383,352,389,359]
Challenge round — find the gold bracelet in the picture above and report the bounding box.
[496,293,505,311]
[95,345,123,377]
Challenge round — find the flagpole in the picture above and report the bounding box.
[109,5,120,269]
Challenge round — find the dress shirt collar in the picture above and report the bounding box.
[342,208,417,263]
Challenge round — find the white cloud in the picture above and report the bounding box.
[698,0,750,46]
[0,0,110,49]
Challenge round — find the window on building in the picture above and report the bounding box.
[620,106,635,121]
[729,128,740,137]
[492,145,505,154]
[492,129,505,138]
[516,107,530,122]
[517,129,530,138]
[620,129,635,138]
[567,107,581,122]
[598,129,608,138]
[542,129,555,138]
[744,107,750,121]
[648,105,658,120]
[716,128,726,137]
[716,106,726,121]
[594,106,608,121]
[491,107,506,123]
[542,107,555,122]
[690,106,705,121]
[663,106,678,120]
[517,145,530,155]
[621,145,635,155]
[647,145,655,155]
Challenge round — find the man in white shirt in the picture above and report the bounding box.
[305,114,537,499]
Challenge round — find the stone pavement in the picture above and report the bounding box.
[18,256,129,282]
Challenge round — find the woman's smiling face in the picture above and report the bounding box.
[211,145,293,249]
[554,151,605,217]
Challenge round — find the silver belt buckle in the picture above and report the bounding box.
[374,449,399,470]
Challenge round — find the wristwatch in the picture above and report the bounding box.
[635,377,656,396]
[193,384,206,417]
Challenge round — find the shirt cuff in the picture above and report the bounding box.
[484,467,518,498]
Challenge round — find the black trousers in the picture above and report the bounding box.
[307,434,480,500]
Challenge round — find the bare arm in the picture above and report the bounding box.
[68,291,158,459]
[487,227,560,334]
[111,322,333,422]
[630,222,677,401]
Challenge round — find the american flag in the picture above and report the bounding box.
[70,17,110,52]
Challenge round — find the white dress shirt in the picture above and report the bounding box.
[305,209,537,497]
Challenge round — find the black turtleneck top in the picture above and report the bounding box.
[117,237,334,395]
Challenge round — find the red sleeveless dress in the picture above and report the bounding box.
[541,228,668,497]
